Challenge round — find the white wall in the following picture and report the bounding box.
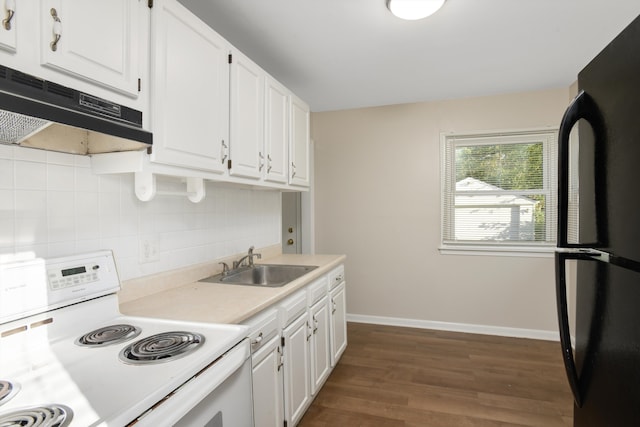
[0,144,281,281]
[312,88,571,338]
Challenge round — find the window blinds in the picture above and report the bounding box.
[442,130,558,248]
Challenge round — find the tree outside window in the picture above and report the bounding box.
[441,130,557,253]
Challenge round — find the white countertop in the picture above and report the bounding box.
[119,253,346,324]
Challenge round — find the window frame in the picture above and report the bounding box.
[439,128,558,257]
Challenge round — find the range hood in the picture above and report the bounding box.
[0,65,152,155]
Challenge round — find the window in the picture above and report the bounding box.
[440,129,558,255]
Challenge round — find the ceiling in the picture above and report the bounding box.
[176,0,640,112]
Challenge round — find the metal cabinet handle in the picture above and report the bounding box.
[277,346,284,371]
[331,299,337,314]
[251,332,263,346]
[306,321,312,341]
[267,154,272,173]
[291,162,296,178]
[220,140,228,164]
[50,8,62,52]
[313,316,318,334]
[3,0,15,31]
[258,152,264,171]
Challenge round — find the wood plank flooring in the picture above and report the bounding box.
[299,322,573,426]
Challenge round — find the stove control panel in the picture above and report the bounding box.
[48,263,101,290]
[45,251,120,302]
[0,250,120,323]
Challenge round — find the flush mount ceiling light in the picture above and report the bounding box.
[386,0,446,20]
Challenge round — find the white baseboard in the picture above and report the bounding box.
[346,313,560,341]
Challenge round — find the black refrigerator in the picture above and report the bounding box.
[555,14,640,427]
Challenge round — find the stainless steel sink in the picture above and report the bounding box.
[200,264,318,288]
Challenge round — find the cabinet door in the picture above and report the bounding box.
[330,282,347,366]
[229,49,264,179]
[264,76,288,184]
[310,296,331,395]
[150,0,229,173]
[282,312,311,427]
[252,335,284,427]
[0,0,17,53]
[289,94,310,187]
[39,0,140,97]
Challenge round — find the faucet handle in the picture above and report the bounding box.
[219,262,230,275]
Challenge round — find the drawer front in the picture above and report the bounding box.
[328,265,345,290]
[279,288,307,328]
[307,276,329,306]
[243,308,279,353]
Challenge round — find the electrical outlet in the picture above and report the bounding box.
[139,236,160,263]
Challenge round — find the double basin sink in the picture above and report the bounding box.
[200,264,318,288]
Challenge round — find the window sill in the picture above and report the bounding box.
[439,245,555,258]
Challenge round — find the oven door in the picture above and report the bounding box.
[131,339,254,427]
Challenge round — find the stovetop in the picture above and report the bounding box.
[0,251,248,426]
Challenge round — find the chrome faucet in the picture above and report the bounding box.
[233,246,262,269]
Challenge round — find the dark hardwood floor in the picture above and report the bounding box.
[299,322,573,426]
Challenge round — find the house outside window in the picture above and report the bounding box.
[440,129,558,256]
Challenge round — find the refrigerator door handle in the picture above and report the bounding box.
[555,250,585,407]
[557,247,640,274]
[557,90,602,248]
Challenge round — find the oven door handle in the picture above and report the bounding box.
[131,339,250,427]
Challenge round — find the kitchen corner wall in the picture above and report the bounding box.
[312,87,571,337]
[0,144,281,281]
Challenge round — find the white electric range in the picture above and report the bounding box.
[0,251,253,427]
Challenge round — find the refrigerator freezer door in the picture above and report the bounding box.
[576,14,640,260]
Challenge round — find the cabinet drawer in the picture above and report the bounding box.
[307,276,328,306]
[242,307,279,354]
[279,289,307,328]
[328,265,345,290]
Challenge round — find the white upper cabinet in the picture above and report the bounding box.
[290,94,310,188]
[229,52,305,188]
[264,75,289,184]
[0,0,148,118]
[39,0,141,97]
[229,49,264,179]
[149,0,229,173]
[0,0,17,53]
[87,0,310,195]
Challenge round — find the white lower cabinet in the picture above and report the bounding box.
[309,295,331,395]
[282,311,312,426]
[330,283,348,366]
[306,276,332,398]
[328,265,348,367]
[242,308,283,427]
[246,264,347,427]
[251,335,284,427]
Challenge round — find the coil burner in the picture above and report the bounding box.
[119,331,205,365]
[0,404,73,427]
[76,324,142,347]
[0,380,19,406]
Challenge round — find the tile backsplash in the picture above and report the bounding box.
[0,145,281,280]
